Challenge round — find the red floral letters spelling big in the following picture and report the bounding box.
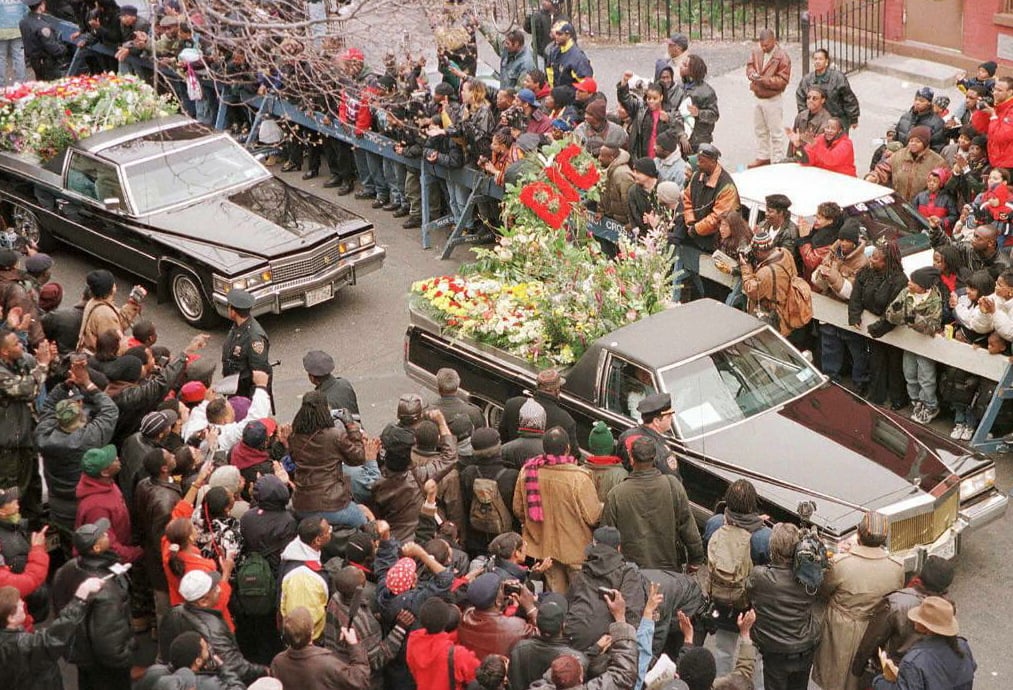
[518,144,600,229]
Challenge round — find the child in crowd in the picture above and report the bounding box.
[956,61,997,100]
[951,270,996,345]
[914,168,959,237]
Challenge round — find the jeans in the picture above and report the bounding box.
[0,38,26,85]
[365,151,388,200]
[384,157,406,206]
[953,402,978,427]
[819,324,870,385]
[449,179,474,228]
[724,277,745,310]
[672,246,706,301]
[761,649,814,690]
[296,501,368,528]
[353,147,376,195]
[903,351,938,409]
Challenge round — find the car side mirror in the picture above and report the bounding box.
[103,197,122,212]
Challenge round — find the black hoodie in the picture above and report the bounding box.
[563,543,648,652]
[239,475,297,571]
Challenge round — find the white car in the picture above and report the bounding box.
[732,163,935,274]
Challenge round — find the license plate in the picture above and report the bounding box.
[305,284,333,307]
[930,531,957,560]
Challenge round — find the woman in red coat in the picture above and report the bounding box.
[788,117,857,176]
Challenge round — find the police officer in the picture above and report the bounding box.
[302,350,358,414]
[220,289,271,401]
[616,392,680,477]
[20,0,67,81]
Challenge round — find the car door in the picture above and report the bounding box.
[54,151,160,281]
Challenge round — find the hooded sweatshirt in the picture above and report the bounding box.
[239,475,297,570]
[279,537,329,640]
[74,474,143,563]
[405,629,481,690]
[564,543,648,651]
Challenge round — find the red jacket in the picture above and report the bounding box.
[0,542,48,631]
[406,629,481,690]
[803,134,856,177]
[972,96,1013,168]
[75,475,143,564]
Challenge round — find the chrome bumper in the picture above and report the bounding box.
[212,245,386,317]
[894,489,1008,572]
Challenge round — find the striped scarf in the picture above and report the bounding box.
[523,453,576,523]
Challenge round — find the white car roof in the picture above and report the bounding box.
[732,163,896,216]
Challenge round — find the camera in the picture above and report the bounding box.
[597,586,614,601]
[503,581,524,596]
[331,407,361,427]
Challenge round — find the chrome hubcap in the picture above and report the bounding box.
[172,273,204,321]
[11,206,40,245]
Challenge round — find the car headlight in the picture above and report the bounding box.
[338,237,360,254]
[959,467,996,501]
[359,231,375,247]
[212,270,272,294]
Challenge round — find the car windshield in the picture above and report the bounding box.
[848,196,932,257]
[123,137,268,214]
[659,329,824,438]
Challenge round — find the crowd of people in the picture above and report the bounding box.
[0,1,999,689]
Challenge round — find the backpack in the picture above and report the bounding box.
[705,524,753,609]
[768,262,814,335]
[469,469,511,535]
[792,526,830,595]
[234,551,276,616]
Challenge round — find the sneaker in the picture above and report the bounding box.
[402,216,422,229]
[354,190,374,200]
[392,206,411,218]
[961,425,974,441]
[950,424,965,440]
[909,401,924,421]
[920,405,940,424]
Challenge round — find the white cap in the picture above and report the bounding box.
[178,570,221,602]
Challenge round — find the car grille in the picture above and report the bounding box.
[888,491,958,552]
[270,238,342,284]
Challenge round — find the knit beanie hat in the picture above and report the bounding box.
[838,218,862,244]
[908,125,931,147]
[656,181,681,206]
[633,157,659,177]
[585,99,607,120]
[655,128,680,156]
[471,427,502,459]
[38,282,63,311]
[518,398,547,432]
[981,60,998,77]
[911,266,941,289]
[972,135,988,150]
[587,421,614,456]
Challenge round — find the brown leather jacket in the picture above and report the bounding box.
[457,606,536,660]
[746,44,792,99]
[370,435,457,541]
[290,425,365,514]
[133,476,182,590]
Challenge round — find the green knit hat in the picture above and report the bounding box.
[588,421,614,456]
[81,445,117,477]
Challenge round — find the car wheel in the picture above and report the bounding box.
[475,398,504,429]
[8,203,54,251]
[170,268,220,328]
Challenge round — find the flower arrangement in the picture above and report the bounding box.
[411,139,674,368]
[0,74,178,161]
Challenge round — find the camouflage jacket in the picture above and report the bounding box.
[884,286,943,336]
[0,353,46,448]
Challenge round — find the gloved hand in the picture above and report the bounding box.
[866,320,891,339]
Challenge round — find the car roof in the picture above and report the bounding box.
[732,163,896,217]
[76,115,215,165]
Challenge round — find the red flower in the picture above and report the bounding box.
[519,181,572,229]
[556,144,600,190]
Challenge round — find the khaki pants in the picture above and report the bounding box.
[754,92,787,162]
[543,561,583,593]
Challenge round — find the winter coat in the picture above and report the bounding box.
[133,476,182,590]
[746,44,791,99]
[135,664,244,690]
[812,545,905,690]
[524,7,567,63]
[432,394,484,431]
[0,541,48,598]
[0,596,86,690]
[289,424,364,514]
[35,384,118,502]
[931,233,1011,281]
[871,636,976,690]
[914,189,959,235]
[159,603,269,686]
[0,353,44,449]
[889,146,947,202]
[499,391,578,451]
[512,458,601,566]
[411,444,465,540]
[683,79,719,147]
[509,636,589,690]
[77,295,140,353]
[849,266,909,325]
[601,467,703,571]
[564,543,647,651]
[324,591,407,690]
[315,375,359,414]
[971,95,1013,168]
[895,109,947,152]
[741,247,803,336]
[801,133,857,176]
[50,551,135,669]
[617,82,676,160]
[405,629,481,690]
[795,67,861,129]
[279,538,330,641]
[812,239,869,300]
[41,303,85,355]
[457,606,535,659]
[746,563,821,655]
[75,474,143,564]
[853,585,950,671]
[598,149,635,226]
[527,621,639,690]
[460,454,519,551]
[788,107,833,157]
[239,476,297,572]
[371,435,457,542]
[271,642,371,690]
[545,39,592,91]
[883,286,944,336]
[500,433,544,470]
[683,163,740,251]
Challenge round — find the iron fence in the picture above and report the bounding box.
[494,0,807,44]
[803,0,885,74]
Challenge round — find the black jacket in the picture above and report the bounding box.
[35,384,118,501]
[133,476,183,591]
[51,552,134,668]
[41,304,85,355]
[108,352,187,447]
[895,108,948,152]
[500,433,543,470]
[316,375,360,414]
[499,391,578,452]
[848,266,909,326]
[509,636,589,690]
[564,544,647,652]
[0,597,86,690]
[745,563,821,655]
[460,453,519,552]
[118,431,159,514]
[432,394,484,431]
[136,663,246,690]
[239,477,298,572]
[159,603,270,686]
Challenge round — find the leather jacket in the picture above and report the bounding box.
[746,563,821,654]
[159,603,269,686]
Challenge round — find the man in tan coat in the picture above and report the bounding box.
[512,426,602,593]
[77,269,144,353]
[812,511,904,690]
[740,229,801,337]
[889,125,946,202]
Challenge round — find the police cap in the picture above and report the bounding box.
[23,0,44,7]
[226,288,255,310]
[637,392,673,417]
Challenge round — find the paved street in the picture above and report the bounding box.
[44,40,1013,688]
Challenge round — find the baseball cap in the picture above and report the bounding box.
[178,570,222,602]
[73,518,110,553]
[574,77,598,93]
[0,486,18,506]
